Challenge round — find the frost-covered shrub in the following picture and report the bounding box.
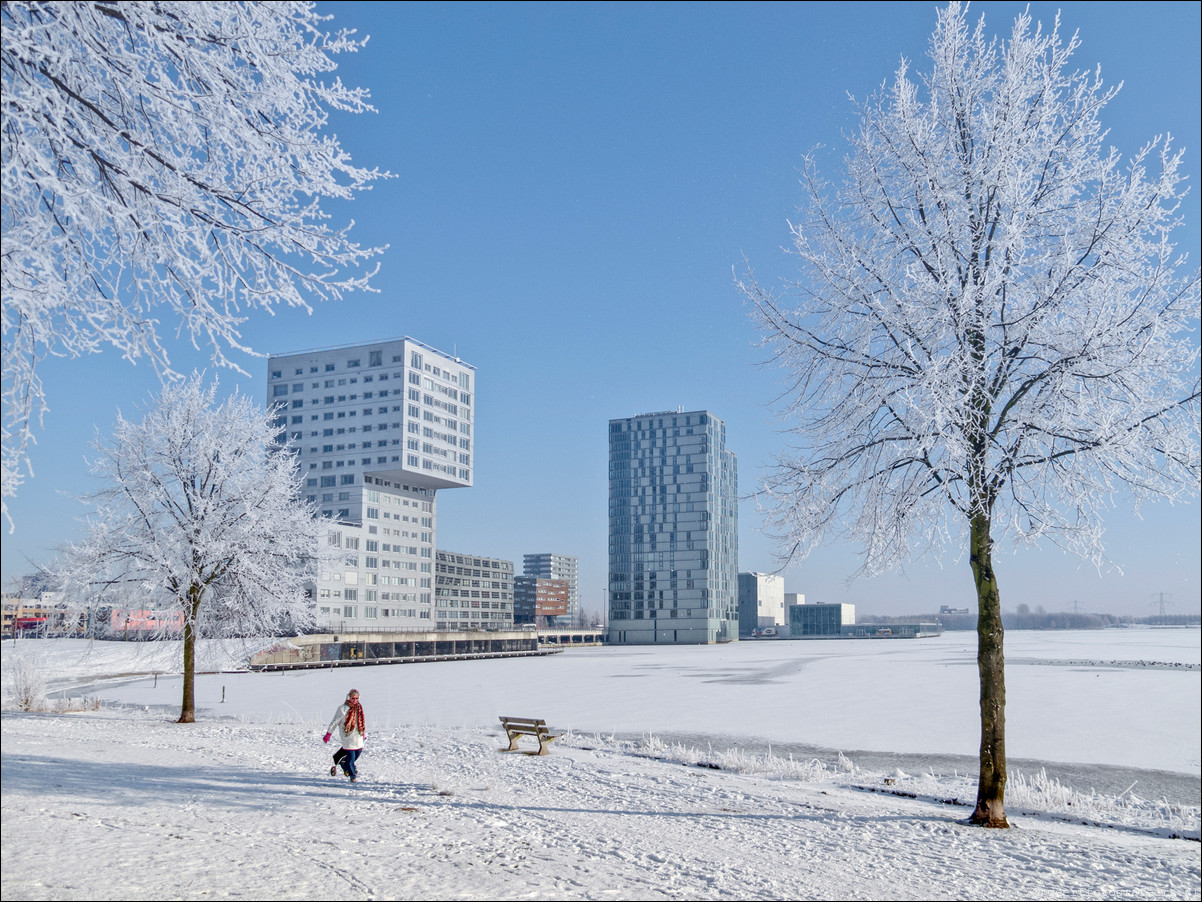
[4,648,47,711]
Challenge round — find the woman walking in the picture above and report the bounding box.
[324,688,366,782]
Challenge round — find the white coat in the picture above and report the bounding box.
[327,703,365,750]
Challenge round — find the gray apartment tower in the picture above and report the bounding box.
[608,409,738,644]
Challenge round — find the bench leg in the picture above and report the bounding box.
[536,734,557,755]
[503,730,521,752]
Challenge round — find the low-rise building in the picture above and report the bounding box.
[789,602,856,636]
[434,550,514,631]
[1,595,85,636]
[514,576,569,626]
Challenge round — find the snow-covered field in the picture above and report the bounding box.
[2,629,1199,900]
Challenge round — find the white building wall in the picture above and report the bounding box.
[738,572,785,635]
[271,337,474,633]
[313,501,437,632]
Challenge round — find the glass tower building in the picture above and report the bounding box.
[608,410,738,644]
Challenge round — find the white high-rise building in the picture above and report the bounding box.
[268,337,475,631]
[522,553,579,626]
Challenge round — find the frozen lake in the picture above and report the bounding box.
[31,626,1200,803]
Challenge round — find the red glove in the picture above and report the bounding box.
[323,732,331,743]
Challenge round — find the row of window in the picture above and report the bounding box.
[272,351,471,392]
[272,367,403,394]
[271,351,396,381]
[317,605,433,619]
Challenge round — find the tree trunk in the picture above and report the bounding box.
[178,585,200,723]
[969,511,1009,827]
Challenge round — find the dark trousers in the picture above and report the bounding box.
[332,747,362,777]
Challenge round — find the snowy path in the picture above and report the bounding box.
[3,710,1198,901]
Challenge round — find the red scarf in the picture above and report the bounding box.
[344,698,365,735]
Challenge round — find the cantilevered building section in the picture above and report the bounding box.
[608,409,738,644]
[267,337,474,631]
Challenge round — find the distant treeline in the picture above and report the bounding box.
[859,612,1201,631]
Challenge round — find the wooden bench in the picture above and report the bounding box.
[498,716,559,755]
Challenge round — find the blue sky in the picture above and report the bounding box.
[4,1,1199,618]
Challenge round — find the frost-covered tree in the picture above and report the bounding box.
[59,376,326,723]
[740,3,1200,827]
[1,1,386,522]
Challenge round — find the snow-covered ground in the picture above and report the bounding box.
[2,629,1199,900]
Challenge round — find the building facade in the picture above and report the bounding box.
[608,409,738,644]
[313,516,440,631]
[513,575,569,625]
[522,553,579,625]
[434,550,515,631]
[789,603,856,637]
[267,337,474,631]
[737,572,785,636]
